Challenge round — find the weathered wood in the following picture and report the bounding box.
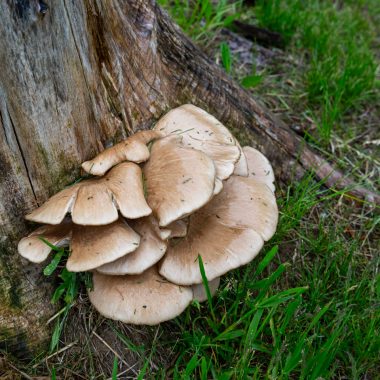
[0,0,378,357]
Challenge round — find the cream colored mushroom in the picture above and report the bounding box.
[26,162,151,226]
[67,219,140,272]
[18,219,72,263]
[88,267,193,325]
[243,146,275,192]
[18,218,141,272]
[82,130,163,176]
[96,216,167,275]
[154,104,240,180]
[144,135,216,227]
[159,175,278,285]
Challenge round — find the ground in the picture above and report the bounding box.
[1,1,379,379]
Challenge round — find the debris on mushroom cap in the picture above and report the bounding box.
[26,162,151,226]
[192,277,220,302]
[243,146,275,192]
[96,216,167,275]
[88,266,193,325]
[153,104,240,180]
[159,175,278,285]
[233,140,249,177]
[82,130,163,176]
[143,135,216,227]
[18,219,72,263]
[66,218,140,272]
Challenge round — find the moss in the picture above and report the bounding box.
[0,241,22,309]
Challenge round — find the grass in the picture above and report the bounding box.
[254,0,379,143]
[1,1,378,379]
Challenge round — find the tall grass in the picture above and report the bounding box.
[255,0,378,141]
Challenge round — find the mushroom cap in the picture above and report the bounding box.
[88,267,193,325]
[96,217,167,275]
[233,140,249,176]
[243,146,275,192]
[17,220,72,263]
[82,130,163,176]
[192,277,220,302]
[167,219,188,238]
[26,162,151,225]
[159,175,278,285]
[143,135,216,227]
[18,218,142,271]
[153,104,240,180]
[67,218,140,272]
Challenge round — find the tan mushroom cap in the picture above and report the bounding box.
[192,277,220,302]
[88,267,193,325]
[17,220,72,263]
[154,104,240,180]
[243,146,275,192]
[82,130,163,176]
[26,162,151,226]
[233,140,249,177]
[144,135,216,227]
[97,217,167,275]
[159,175,278,285]
[167,219,188,238]
[67,218,140,272]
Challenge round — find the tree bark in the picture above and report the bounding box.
[0,0,377,357]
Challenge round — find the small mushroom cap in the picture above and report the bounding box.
[88,267,193,325]
[192,277,220,302]
[167,219,188,238]
[17,220,72,263]
[67,219,140,272]
[96,217,167,275]
[159,175,278,285]
[154,104,240,180]
[144,135,216,227]
[82,130,163,176]
[233,140,249,176]
[26,162,151,225]
[243,146,275,192]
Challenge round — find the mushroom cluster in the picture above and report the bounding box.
[18,104,278,325]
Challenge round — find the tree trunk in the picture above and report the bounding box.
[0,0,377,357]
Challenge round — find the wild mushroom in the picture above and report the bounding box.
[82,130,163,176]
[143,135,216,227]
[18,218,141,272]
[153,104,241,181]
[159,175,278,285]
[88,266,193,325]
[26,162,151,226]
[19,104,278,326]
[96,216,168,275]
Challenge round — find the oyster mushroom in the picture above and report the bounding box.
[18,218,141,272]
[88,266,193,325]
[97,216,168,275]
[26,162,151,226]
[82,130,163,176]
[159,175,278,285]
[144,135,216,227]
[154,104,240,180]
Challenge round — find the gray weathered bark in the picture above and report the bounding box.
[0,0,377,357]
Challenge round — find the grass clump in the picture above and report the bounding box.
[158,0,242,44]
[254,0,378,142]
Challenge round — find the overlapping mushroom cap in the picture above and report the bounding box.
[18,104,278,325]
